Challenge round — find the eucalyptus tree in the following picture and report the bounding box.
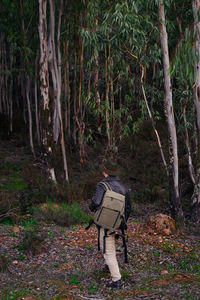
[169,0,200,221]
[0,0,19,138]
[38,0,56,183]
[191,0,200,221]
[81,0,159,156]
[38,0,69,182]
[158,0,184,222]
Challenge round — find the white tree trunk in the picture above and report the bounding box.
[48,0,69,182]
[26,75,35,158]
[38,0,56,183]
[159,1,183,220]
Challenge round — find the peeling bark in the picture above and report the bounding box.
[38,0,56,183]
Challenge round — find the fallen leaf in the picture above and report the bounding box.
[12,260,18,264]
[162,229,170,236]
[160,270,169,275]
[12,227,20,233]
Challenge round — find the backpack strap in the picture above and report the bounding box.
[85,219,94,230]
[120,215,128,263]
[100,181,111,191]
[97,225,101,251]
[103,229,109,254]
[121,227,128,264]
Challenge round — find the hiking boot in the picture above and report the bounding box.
[110,279,122,289]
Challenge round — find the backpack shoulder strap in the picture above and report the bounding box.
[100,181,111,190]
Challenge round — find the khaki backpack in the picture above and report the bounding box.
[93,182,125,232]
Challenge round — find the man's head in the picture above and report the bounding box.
[102,159,119,177]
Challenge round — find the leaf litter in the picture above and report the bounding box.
[0,218,200,299]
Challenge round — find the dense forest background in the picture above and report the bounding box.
[1,0,200,225]
[1,1,200,299]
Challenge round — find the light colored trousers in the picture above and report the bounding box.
[100,228,121,282]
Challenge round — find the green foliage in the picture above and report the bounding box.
[88,280,98,294]
[69,274,79,285]
[32,201,91,227]
[121,269,131,279]
[18,253,26,261]
[161,241,180,254]
[22,218,38,229]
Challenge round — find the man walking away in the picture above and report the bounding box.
[89,160,131,289]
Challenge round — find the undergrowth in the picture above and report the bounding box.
[32,201,92,227]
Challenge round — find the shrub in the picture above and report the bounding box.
[0,192,20,224]
[18,226,45,255]
[0,255,9,272]
[32,201,92,227]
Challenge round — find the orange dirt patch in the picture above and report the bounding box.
[151,273,198,286]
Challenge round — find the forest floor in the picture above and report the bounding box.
[0,219,200,300]
[0,138,200,299]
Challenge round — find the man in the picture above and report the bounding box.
[89,160,131,289]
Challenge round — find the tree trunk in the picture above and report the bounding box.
[73,47,77,145]
[183,90,195,184]
[105,47,111,151]
[38,0,56,183]
[109,44,116,152]
[158,1,184,222]
[63,38,71,139]
[26,75,35,158]
[93,19,102,131]
[56,0,69,182]
[9,44,13,134]
[191,0,200,221]
[48,0,69,182]
[34,52,41,145]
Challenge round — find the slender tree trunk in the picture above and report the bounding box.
[63,38,71,139]
[76,39,85,166]
[105,47,111,151]
[175,16,195,185]
[26,76,35,158]
[38,0,56,183]
[73,47,77,145]
[93,18,102,131]
[20,70,27,124]
[48,0,60,143]
[191,0,200,221]
[57,0,69,182]
[123,44,168,177]
[34,53,41,145]
[9,44,13,134]
[109,44,115,151]
[158,1,184,222]
[183,88,195,184]
[20,0,28,128]
[94,57,101,130]
[48,0,69,181]
[0,33,11,137]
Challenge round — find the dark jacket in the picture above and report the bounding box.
[89,176,131,223]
